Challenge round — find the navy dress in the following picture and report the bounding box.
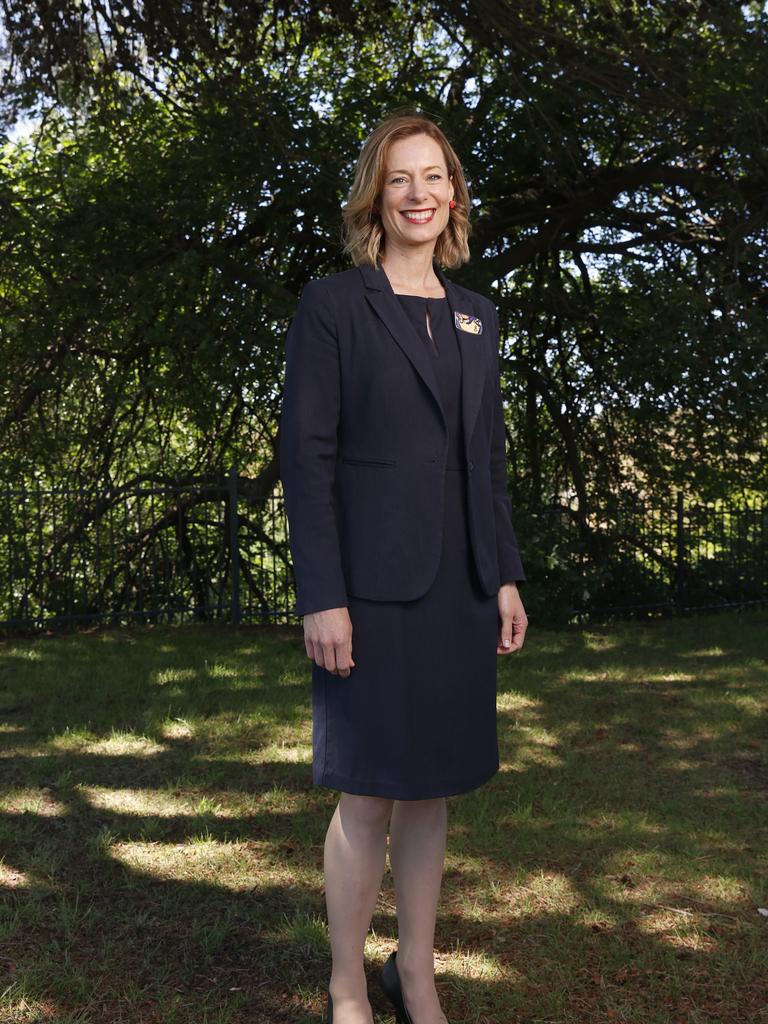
[311,295,500,799]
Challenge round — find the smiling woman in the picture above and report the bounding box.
[341,113,471,271]
[378,136,454,265]
[279,109,529,1024]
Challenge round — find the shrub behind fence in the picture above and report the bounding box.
[1,470,764,633]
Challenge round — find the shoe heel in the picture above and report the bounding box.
[379,950,412,1024]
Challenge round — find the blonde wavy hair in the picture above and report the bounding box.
[341,112,471,269]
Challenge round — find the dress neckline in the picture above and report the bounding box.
[394,293,447,300]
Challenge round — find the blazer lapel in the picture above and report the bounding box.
[359,262,446,430]
[358,261,487,456]
[433,263,486,459]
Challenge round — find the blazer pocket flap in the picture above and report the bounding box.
[340,455,397,468]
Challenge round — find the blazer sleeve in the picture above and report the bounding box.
[489,300,527,585]
[279,279,348,616]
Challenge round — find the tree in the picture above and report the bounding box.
[0,1,765,622]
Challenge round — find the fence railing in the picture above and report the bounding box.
[0,471,765,633]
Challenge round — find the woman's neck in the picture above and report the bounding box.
[379,245,443,295]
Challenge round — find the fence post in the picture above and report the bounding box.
[228,466,241,625]
[674,489,685,614]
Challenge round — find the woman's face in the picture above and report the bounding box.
[378,133,454,253]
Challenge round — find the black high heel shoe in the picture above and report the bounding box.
[326,990,333,1023]
[379,950,413,1024]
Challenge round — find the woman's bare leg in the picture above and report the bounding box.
[387,796,449,1024]
[325,791,393,1023]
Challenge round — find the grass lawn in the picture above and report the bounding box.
[0,608,766,1024]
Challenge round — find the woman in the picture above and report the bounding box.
[279,111,528,1024]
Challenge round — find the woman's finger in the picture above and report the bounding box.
[510,615,527,650]
[499,611,514,650]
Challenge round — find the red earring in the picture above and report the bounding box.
[449,199,456,209]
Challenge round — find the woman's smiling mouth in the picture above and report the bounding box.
[400,208,436,223]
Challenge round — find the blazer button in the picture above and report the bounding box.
[468,460,475,471]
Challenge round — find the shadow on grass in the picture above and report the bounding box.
[0,610,766,1022]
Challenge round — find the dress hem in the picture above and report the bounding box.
[312,760,499,800]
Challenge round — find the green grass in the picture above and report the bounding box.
[0,609,766,1024]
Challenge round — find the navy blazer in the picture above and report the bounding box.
[278,260,527,616]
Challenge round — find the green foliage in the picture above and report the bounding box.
[0,2,765,615]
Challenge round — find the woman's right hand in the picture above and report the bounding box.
[303,607,356,678]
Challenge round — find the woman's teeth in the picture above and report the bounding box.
[401,209,435,223]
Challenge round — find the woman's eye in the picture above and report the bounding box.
[389,174,442,184]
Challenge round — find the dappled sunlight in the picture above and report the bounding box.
[276,667,309,685]
[108,837,321,891]
[663,756,715,772]
[680,646,727,658]
[513,636,570,657]
[47,730,167,757]
[443,849,489,876]
[0,860,55,891]
[643,671,699,684]
[1,647,44,662]
[502,724,565,769]
[83,733,168,756]
[257,785,309,815]
[79,785,237,819]
[0,995,61,1023]
[614,739,644,751]
[159,719,195,740]
[510,870,582,917]
[151,666,198,686]
[563,667,629,683]
[206,663,241,680]
[639,916,722,952]
[659,729,710,750]
[714,692,767,713]
[248,740,312,765]
[691,784,745,801]
[0,610,764,1022]
[109,839,260,889]
[502,747,564,771]
[607,866,749,908]
[632,877,745,952]
[688,873,749,902]
[0,742,49,758]
[1,789,68,816]
[658,719,748,751]
[496,691,543,712]
[582,632,620,652]
[578,810,640,834]
[447,946,508,981]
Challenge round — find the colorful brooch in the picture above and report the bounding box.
[454,311,483,335]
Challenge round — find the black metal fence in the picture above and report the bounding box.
[0,471,765,633]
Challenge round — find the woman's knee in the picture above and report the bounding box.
[339,791,394,828]
[391,796,447,828]
[393,796,446,814]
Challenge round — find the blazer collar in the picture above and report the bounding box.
[357,260,486,455]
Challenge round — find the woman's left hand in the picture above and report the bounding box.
[497,582,528,654]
